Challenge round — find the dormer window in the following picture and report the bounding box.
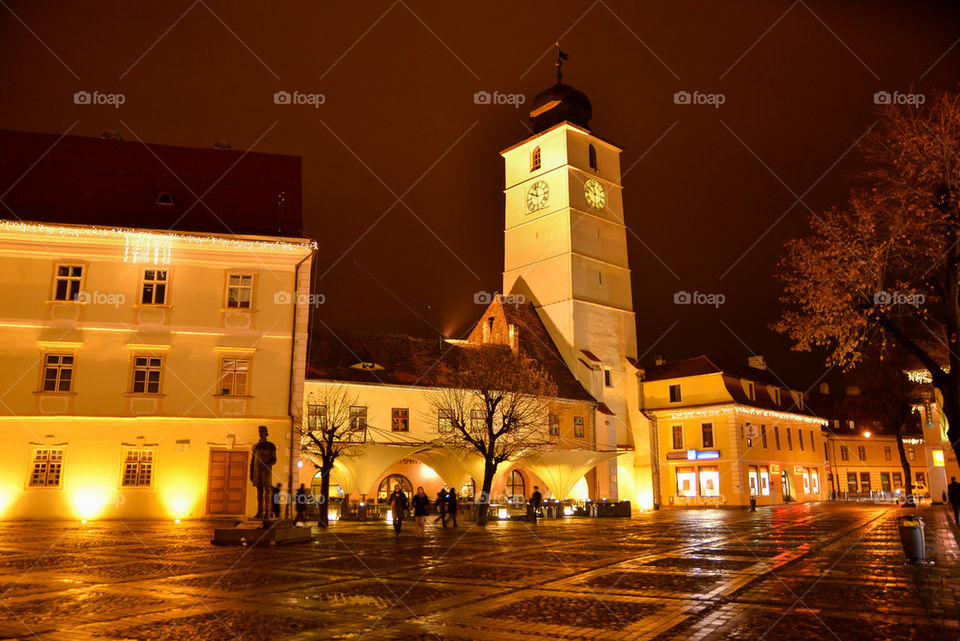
[746,381,755,401]
[588,144,598,170]
[154,192,176,206]
[772,388,781,405]
[531,146,541,171]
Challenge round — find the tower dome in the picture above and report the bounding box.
[528,82,592,133]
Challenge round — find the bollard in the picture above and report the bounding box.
[749,496,757,512]
[897,515,926,563]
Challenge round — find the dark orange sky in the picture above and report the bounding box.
[2,0,959,389]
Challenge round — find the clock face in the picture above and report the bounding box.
[526,180,550,212]
[584,179,606,210]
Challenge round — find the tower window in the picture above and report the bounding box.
[588,144,597,171]
[531,146,541,171]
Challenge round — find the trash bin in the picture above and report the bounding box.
[897,515,925,563]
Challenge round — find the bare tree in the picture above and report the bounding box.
[300,384,364,527]
[426,346,557,525]
[775,90,960,463]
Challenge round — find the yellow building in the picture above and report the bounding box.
[0,131,314,520]
[640,356,827,508]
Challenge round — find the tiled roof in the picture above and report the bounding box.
[0,129,303,237]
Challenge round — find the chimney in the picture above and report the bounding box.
[101,131,122,140]
[846,385,860,396]
[654,353,665,366]
[818,382,830,394]
[213,139,232,150]
[508,323,519,354]
[748,355,766,370]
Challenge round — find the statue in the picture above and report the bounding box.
[250,425,277,524]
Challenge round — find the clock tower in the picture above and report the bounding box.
[500,65,653,507]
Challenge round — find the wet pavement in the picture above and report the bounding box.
[1,503,958,640]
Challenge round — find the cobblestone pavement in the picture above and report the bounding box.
[1,504,959,640]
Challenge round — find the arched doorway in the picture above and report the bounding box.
[310,471,342,500]
[377,474,412,502]
[507,469,525,502]
[780,470,792,501]
[459,478,475,501]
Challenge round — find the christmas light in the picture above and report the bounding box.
[659,403,827,426]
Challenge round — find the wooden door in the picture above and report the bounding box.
[207,450,248,515]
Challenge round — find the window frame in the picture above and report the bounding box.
[668,384,682,403]
[671,424,683,450]
[349,406,368,431]
[225,272,255,310]
[28,448,65,488]
[52,264,84,302]
[140,268,169,306]
[218,357,250,396]
[547,414,559,437]
[438,409,455,434]
[573,416,585,438]
[120,447,155,488]
[130,354,163,395]
[530,146,541,171]
[701,423,714,448]
[391,407,409,432]
[307,403,327,431]
[40,352,75,393]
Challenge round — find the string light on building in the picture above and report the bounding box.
[662,403,827,426]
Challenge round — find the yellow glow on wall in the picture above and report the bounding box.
[70,487,117,520]
[160,482,201,519]
[0,485,17,518]
[933,450,945,467]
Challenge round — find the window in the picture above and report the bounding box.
[121,449,153,487]
[470,408,484,431]
[307,404,327,431]
[42,353,74,392]
[377,474,411,501]
[29,449,64,487]
[759,467,771,496]
[574,416,585,438]
[907,447,916,461]
[141,269,168,305]
[349,406,367,431]
[671,425,683,450]
[916,471,926,485]
[810,430,815,450]
[131,356,162,394]
[701,423,714,448]
[439,409,455,433]
[811,470,820,494]
[668,384,682,403]
[699,466,720,497]
[892,472,903,491]
[845,472,858,494]
[391,408,409,432]
[588,144,597,170]
[798,429,804,451]
[840,445,849,461]
[676,467,696,497]
[802,468,811,494]
[883,446,892,461]
[760,425,768,448]
[786,428,793,450]
[774,426,781,449]
[531,146,541,171]
[857,445,866,461]
[219,358,249,396]
[604,369,612,387]
[226,273,254,309]
[773,388,781,405]
[548,414,559,436]
[859,472,871,494]
[460,478,475,500]
[507,469,525,501]
[746,381,755,401]
[748,466,759,496]
[54,265,83,301]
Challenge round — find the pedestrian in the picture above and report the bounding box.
[293,483,308,525]
[412,486,431,538]
[434,487,448,527]
[445,487,458,527]
[948,477,960,526]
[529,486,542,525]
[271,483,282,518]
[389,485,408,539]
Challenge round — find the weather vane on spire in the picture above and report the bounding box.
[555,42,568,84]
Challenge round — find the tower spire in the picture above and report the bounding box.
[555,43,568,84]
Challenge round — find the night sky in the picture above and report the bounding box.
[2,1,960,390]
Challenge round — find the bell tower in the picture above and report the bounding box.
[500,53,652,507]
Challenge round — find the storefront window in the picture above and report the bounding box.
[880,472,891,493]
[801,468,811,494]
[699,466,720,497]
[677,467,697,497]
[759,467,771,496]
[892,472,902,491]
[747,466,759,496]
[811,470,820,495]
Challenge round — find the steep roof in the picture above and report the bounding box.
[806,391,924,436]
[0,129,303,237]
[308,298,594,404]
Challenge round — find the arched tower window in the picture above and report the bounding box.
[507,469,525,502]
[377,474,412,501]
[588,144,598,171]
[531,146,541,171]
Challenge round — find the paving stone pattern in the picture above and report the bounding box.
[1,504,959,640]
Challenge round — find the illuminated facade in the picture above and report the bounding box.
[640,356,827,508]
[0,131,314,520]
[500,80,654,508]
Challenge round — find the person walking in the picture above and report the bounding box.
[293,483,308,525]
[445,488,459,527]
[412,486,431,538]
[948,477,960,526]
[434,488,448,527]
[271,483,282,518]
[389,485,408,539]
[529,486,543,525]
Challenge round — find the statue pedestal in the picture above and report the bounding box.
[212,519,313,546]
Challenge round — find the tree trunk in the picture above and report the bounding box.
[317,463,332,528]
[475,460,497,526]
[895,430,913,498]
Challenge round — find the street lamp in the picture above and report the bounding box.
[863,431,872,438]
